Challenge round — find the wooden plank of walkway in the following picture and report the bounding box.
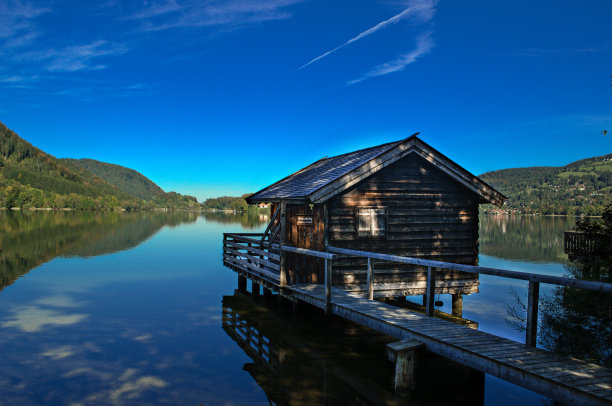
[290,284,612,406]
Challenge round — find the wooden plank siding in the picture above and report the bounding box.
[283,204,326,284]
[327,154,480,296]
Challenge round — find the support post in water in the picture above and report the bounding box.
[386,340,424,395]
[425,266,435,317]
[252,281,260,297]
[366,258,374,300]
[238,274,247,292]
[452,294,463,318]
[325,257,332,314]
[263,287,271,301]
[526,280,540,347]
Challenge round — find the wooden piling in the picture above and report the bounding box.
[252,281,260,297]
[425,267,435,317]
[451,294,463,318]
[386,340,424,395]
[238,274,247,292]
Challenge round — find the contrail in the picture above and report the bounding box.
[298,1,435,70]
[347,31,433,85]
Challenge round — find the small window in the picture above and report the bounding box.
[357,207,386,237]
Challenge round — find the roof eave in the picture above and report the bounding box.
[308,136,506,207]
[245,196,308,205]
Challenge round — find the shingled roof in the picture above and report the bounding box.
[246,134,506,207]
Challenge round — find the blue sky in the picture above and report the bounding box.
[1,0,610,201]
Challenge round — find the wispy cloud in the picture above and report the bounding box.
[298,0,437,70]
[347,31,433,85]
[4,30,42,48]
[128,0,304,32]
[17,40,129,72]
[0,1,50,40]
[0,75,38,83]
[125,0,182,20]
[54,82,158,100]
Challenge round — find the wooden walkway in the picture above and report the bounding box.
[289,284,612,406]
[223,233,612,405]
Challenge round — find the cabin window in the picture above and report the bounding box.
[357,207,386,237]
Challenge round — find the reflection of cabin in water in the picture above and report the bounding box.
[245,134,506,308]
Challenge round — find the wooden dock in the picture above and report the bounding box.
[223,232,612,405]
[291,284,612,406]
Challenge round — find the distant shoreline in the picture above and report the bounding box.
[0,207,205,212]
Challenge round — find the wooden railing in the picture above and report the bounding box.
[260,205,281,245]
[223,233,281,284]
[564,231,606,257]
[222,234,612,346]
[326,245,612,347]
[223,233,334,308]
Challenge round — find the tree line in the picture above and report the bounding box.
[480,154,612,215]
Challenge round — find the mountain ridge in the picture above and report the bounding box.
[479,153,612,215]
[0,121,199,210]
[61,158,165,201]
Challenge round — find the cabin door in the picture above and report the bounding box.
[285,204,325,283]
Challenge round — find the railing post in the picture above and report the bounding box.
[279,201,287,286]
[279,247,287,287]
[223,234,227,262]
[325,257,332,314]
[247,242,252,267]
[425,266,435,317]
[366,258,374,300]
[526,280,540,347]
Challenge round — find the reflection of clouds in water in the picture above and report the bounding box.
[42,345,78,360]
[110,375,167,403]
[70,368,168,405]
[35,294,87,308]
[185,309,221,326]
[1,305,87,332]
[463,299,508,319]
[121,330,153,342]
[63,367,113,380]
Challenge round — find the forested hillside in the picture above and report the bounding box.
[0,122,127,199]
[0,121,200,210]
[480,154,612,215]
[202,195,251,211]
[63,158,164,200]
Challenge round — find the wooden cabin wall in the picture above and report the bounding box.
[283,204,325,284]
[327,154,480,296]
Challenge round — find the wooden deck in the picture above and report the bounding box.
[290,284,612,406]
[222,232,612,405]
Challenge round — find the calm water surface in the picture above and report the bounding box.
[0,211,576,405]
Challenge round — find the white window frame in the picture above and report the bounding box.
[356,207,387,238]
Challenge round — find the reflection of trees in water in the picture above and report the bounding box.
[507,210,611,367]
[202,210,268,229]
[0,210,199,291]
[479,215,575,263]
[539,212,611,367]
[539,265,611,367]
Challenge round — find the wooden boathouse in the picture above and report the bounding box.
[244,134,506,315]
[222,135,612,405]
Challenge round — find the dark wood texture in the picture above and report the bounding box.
[283,203,326,284]
[327,154,480,296]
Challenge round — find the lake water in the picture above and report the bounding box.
[0,211,577,405]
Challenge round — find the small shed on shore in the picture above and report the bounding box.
[246,134,506,302]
